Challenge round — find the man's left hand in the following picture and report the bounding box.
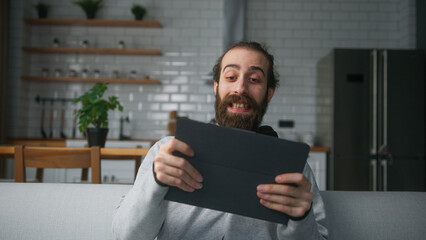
[256,173,313,218]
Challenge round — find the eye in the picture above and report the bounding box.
[249,78,260,83]
[225,76,237,81]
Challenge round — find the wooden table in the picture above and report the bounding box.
[100,147,150,179]
[0,146,150,181]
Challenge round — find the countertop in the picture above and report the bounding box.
[6,138,329,152]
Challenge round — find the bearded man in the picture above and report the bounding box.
[113,41,328,240]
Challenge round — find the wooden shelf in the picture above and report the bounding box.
[22,76,160,84]
[23,47,161,56]
[310,146,330,152]
[24,18,162,28]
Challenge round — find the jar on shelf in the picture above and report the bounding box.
[68,69,77,77]
[94,69,100,78]
[41,68,49,77]
[81,40,89,48]
[53,38,59,48]
[130,70,137,79]
[81,69,89,78]
[112,70,119,78]
[54,68,62,77]
[118,41,125,49]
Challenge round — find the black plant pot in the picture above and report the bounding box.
[133,13,145,20]
[86,127,108,147]
[37,9,48,18]
[85,11,96,19]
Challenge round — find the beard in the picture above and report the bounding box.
[214,89,269,131]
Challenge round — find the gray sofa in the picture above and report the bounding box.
[0,183,425,240]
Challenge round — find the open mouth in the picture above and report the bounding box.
[228,102,252,113]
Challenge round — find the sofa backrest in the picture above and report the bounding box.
[1,183,425,240]
[321,191,426,240]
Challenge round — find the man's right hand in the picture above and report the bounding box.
[153,138,203,192]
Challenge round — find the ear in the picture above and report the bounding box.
[214,81,218,96]
[267,87,275,102]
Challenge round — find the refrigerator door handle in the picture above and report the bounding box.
[382,50,388,147]
[370,159,377,191]
[370,50,378,155]
[381,159,388,191]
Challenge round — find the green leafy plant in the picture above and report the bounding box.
[72,82,123,133]
[131,4,146,20]
[74,0,103,19]
[35,2,50,18]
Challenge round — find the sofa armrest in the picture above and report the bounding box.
[0,183,132,240]
[321,191,426,240]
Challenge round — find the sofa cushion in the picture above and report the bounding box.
[0,183,131,240]
[321,191,426,240]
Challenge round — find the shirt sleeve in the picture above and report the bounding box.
[277,163,329,240]
[112,137,173,240]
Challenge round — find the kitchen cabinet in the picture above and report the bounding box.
[307,150,328,190]
[23,18,163,84]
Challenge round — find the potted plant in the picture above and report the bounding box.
[74,0,103,19]
[35,2,50,19]
[53,37,59,47]
[72,82,123,147]
[131,4,146,20]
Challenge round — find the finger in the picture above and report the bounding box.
[257,184,300,198]
[257,191,313,208]
[257,191,298,206]
[154,171,196,192]
[163,138,194,157]
[259,199,309,218]
[156,139,203,183]
[155,162,203,190]
[275,173,312,191]
[157,152,203,183]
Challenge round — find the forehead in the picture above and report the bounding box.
[221,47,269,72]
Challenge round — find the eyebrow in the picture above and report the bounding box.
[222,64,266,77]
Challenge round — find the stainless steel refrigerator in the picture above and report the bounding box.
[316,49,425,191]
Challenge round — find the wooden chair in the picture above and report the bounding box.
[0,146,15,179]
[0,146,15,158]
[14,146,101,184]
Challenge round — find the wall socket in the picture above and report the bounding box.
[278,120,294,128]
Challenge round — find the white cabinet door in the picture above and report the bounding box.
[307,152,327,190]
[42,140,153,183]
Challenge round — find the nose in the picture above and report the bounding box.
[233,78,248,95]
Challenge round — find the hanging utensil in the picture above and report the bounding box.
[72,108,77,138]
[60,100,67,138]
[40,99,47,138]
[48,100,54,138]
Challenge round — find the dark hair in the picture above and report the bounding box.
[212,41,279,89]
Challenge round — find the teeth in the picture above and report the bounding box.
[232,103,248,109]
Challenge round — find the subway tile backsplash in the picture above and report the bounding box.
[6,0,415,142]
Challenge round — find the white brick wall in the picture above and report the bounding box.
[245,0,416,142]
[6,0,416,142]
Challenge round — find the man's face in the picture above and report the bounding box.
[214,47,275,130]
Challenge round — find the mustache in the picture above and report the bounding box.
[220,94,257,108]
